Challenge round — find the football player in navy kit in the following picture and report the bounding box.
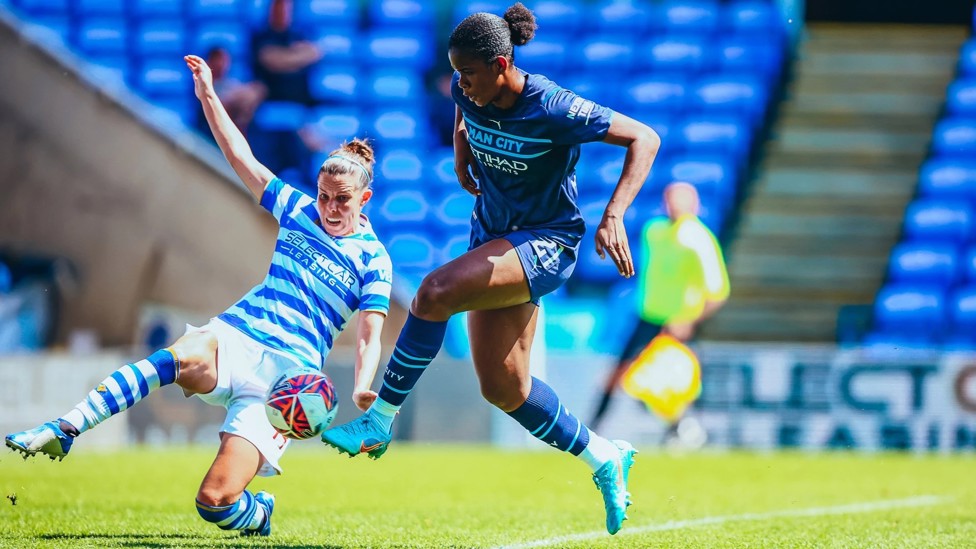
[322,2,660,535]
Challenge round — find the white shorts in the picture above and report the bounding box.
[188,317,306,477]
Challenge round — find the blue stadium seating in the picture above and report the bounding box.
[312,30,359,65]
[962,246,976,282]
[932,118,976,157]
[918,158,976,199]
[716,35,784,79]
[949,285,976,331]
[593,0,650,35]
[434,191,475,228]
[131,0,183,18]
[690,75,767,126]
[187,0,244,20]
[429,148,464,194]
[254,101,306,132]
[720,0,782,36]
[442,234,471,263]
[887,243,958,285]
[308,64,360,103]
[364,68,422,104]
[377,190,429,224]
[369,109,429,148]
[959,39,976,76]
[637,36,709,74]
[945,79,976,116]
[133,21,186,58]
[296,0,360,28]
[385,233,438,270]
[666,154,737,208]
[576,199,640,283]
[558,74,619,111]
[620,76,688,115]
[192,22,248,58]
[135,58,190,97]
[452,1,507,24]
[86,54,131,84]
[575,36,636,73]
[376,149,425,186]
[675,116,750,159]
[74,19,128,55]
[76,0,125,16]
[525,0,582,33]
[658,0,720,36]
[872,283,946,338]
[366,29,433,70]
[902,199,973,244]
[14,0,67,15]
[516,35,569,75]
[308,107,361,144]
[369,0,435,29]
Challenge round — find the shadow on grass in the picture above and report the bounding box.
[37,533,343,548]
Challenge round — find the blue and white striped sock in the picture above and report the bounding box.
[61,349,179,434]
[507,377,591,456]
[196,490,266,532]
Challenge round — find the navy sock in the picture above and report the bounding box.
[507,377,590,455]
[375,313,448,407]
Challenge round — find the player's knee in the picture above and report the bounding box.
[479,379,529,412]
[413,272,457,317]
[195,486,236,509]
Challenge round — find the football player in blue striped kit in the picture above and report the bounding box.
[4,54,393,537]
[322,2,661,535]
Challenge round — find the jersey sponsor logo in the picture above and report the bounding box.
[566,96,596,124]
[282,231,357,289]
[470,148,529,175]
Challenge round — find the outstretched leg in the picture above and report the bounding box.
[195,433,275,536]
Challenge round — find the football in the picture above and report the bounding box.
[264,369,339,440]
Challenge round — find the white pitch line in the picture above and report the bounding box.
[495,495,949,549]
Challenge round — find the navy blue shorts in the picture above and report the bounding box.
[470,227,578,305]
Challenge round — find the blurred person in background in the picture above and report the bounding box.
[589,182,729,444]
[321,2,661,536]
[197,46,266,137]
[250,0,321,105]
[5,54,393,538]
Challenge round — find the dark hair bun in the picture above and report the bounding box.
[340,138,375,167]
[504,3,537,46]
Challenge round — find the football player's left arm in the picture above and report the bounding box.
[598,113,662,278]
[352,310,386,412]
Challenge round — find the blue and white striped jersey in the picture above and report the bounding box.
[219,178,393,371]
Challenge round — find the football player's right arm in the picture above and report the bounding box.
[184,54,274,201]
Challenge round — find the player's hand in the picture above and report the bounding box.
[184,55,214,101]
[352,389,378,412]
[454,134,481,196]
[663,322,695,341]
[595,211,634,278]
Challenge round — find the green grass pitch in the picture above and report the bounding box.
[1,444,973,548]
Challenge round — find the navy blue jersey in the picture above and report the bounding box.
[452,71,614,248]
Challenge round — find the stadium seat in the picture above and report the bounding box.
[133,21,186,58]
[902,199,974,244]
[74,18,128,55]
[308,64,360,103]
[76,0,125,16]
[666,154,737,207]
[946,79,976,116]
[636,36,709,74]
[918,158,976,199]
[435,191,475,228]
[135,58,190,98]
[525,0,582,33]
[376,190,429,224]
[191,22,248,58]
[716,35,784,80]
[558,74,619,111]
[949,285,976,331]
[575,36,636,73]
[296,0,360,28]
[962,246,976,282]
[720,0,783,36]
[366,29,434,71]
[442,234,471,263]
[931,118,976,157]
[657,0,720,35]
[452,1,508,24]
[187,0,244,20]
[872,283,946,337]
[675,116,750,159]
[14,0,67,15]
[254,101,306,132]
[368,0,435,29]
[21,16,70,43]
[690,75,767,125]
[593,0,650,35]
[307,107,361,146]
[131,0,183,18]
[377,149,425,186]
[369,109,429,148]
[385,233,438,270]
[516,34,569,75]
[887,243,958,285]
[86,55,131,84]
[312,30,359,65]
[430,148,462,194]
[621,77,688,115]
[364,68,423,104]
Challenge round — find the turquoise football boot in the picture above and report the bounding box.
[5,420,73,461]
[241,492,275,537]
[592,440,637,535]
[321,412,391,459]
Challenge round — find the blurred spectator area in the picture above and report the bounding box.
[0,0,789,355]
[0,251,65,354]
